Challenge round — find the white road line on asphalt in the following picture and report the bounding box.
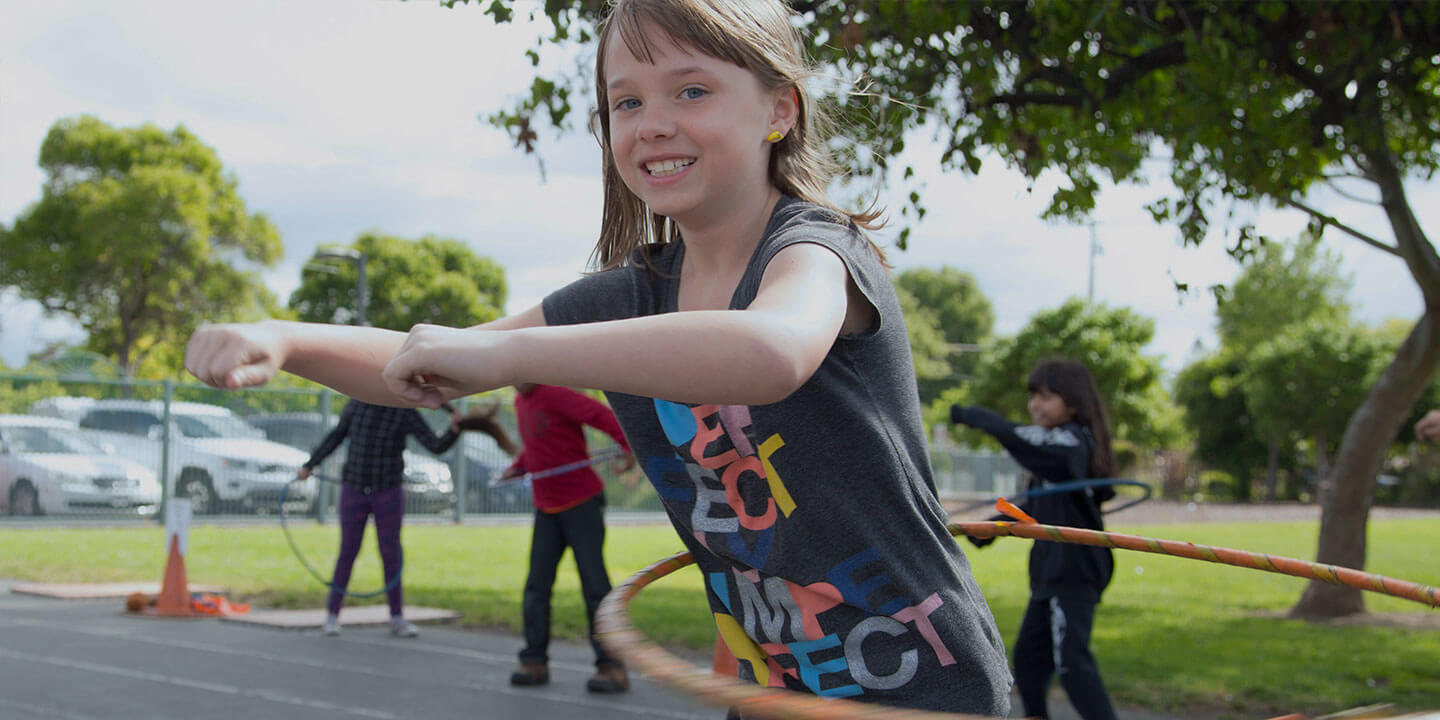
[0,617,712,720]
[0,647,400,719]
[0,696,101,720]
[304,634,716,719]
[340,632,586,671]
[455,683,715,720]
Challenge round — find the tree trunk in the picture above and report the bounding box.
[1288,133,1440,619]
[1314,432,1331,480]
[1289,311,1440,618]
[1312,432,1332,508]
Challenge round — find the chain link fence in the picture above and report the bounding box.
[1,372,1025,525]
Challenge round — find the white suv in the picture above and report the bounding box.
[75,399,312,514]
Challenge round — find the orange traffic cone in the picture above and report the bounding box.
[142,534,200,617]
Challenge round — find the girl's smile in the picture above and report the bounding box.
[643,157,694,178]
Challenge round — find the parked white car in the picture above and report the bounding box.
[28,396,96,424]
[75,399,311,514]
[0,415,162,517]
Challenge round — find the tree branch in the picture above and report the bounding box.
[1102,40,1186,101]
[988,92,1084,108]
[1320,179,1380,207]
[1001,40,1187,112]
[1365,139,1440,307]
[1282,197,1399,257]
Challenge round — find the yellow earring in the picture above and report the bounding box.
[766,130,784,143]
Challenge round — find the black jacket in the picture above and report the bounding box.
[306,401,459,493]
[952,405,1114,602]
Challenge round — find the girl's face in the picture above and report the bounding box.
[1028,388,1077,429]
[603,26,791,228]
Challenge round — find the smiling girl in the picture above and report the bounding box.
[185,0,1011,714]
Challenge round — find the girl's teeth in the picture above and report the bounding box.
[647,159,693,177]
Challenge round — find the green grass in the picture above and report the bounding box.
[2,517,1436,718]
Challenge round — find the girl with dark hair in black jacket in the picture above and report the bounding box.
[951,358,1118,720]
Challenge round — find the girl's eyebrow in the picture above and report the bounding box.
[607,65,714,93]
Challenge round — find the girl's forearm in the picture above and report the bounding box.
[269,321,414,404]
[501,310,828,405]
[273,307,548,406]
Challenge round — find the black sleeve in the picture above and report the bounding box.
[305,403,354,469]
[950,405,1088,482]
[405,409,459,454]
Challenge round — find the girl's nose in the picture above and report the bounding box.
[636,106,675,142]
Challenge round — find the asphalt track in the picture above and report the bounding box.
[1,577,1183,720]
[0,579,714,720]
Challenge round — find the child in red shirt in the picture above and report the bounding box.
[503,383,634,692]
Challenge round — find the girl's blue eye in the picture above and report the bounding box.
[681,87,707,100]
[615,98,640,111]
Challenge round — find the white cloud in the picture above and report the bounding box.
[0,291,86,368]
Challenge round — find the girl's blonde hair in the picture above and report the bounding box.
[588,0,885,271]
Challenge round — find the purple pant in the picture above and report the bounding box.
[327,484,405,616]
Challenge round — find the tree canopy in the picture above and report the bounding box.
[963,298,1180,453]
[1242,318,1382,492]
[895,267,994,348]
[1215,233,1352,355]
[895,266,994,405]
[1172,350,1269,500]
[1175,233,1358,500]
[289,231,507,332]
[0,115,281,376]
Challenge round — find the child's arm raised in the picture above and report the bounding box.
[951,405,1088,481]
[383,243,853,408]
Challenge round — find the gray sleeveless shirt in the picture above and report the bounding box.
[543,197,1011,715]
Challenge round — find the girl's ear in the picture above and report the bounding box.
[768,85,799,138]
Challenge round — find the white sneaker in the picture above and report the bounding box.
[321,617,341,636]
[390,618,419,638]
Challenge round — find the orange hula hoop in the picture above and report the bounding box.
[594,520,1439,720]
[955,520,1439,609]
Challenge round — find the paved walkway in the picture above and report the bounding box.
[0,579,712,720]
[2,578,1190,720]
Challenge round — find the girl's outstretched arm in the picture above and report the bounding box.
[952,405,1088,481]
[384,243,853,408]
[184,305,548,405]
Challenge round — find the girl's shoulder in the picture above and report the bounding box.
[771,195,855,226]
[757,196,879,277]
[765,196,862,248]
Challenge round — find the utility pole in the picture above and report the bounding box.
[1087,222,1100,301]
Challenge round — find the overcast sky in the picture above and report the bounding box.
[2,0,1433,375]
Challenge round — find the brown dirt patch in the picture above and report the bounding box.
[1247,608,1440,631]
